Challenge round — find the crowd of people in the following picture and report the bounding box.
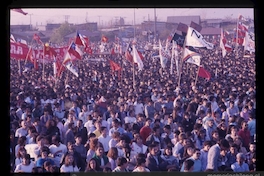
[9,37,256,173]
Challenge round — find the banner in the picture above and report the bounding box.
[10,42,67,61]
[185,27,214,49]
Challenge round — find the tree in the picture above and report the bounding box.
[49,22,76,44]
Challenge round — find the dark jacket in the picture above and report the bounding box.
[92,154,109,171]
[146,154,167,171]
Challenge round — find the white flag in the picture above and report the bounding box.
[183,47,201,66]
[243,31,255,53]
[159,40,169,68]
[132,45,144,71]
[220,28,227,58]
[64,52,79,77]
[186,26,214,49]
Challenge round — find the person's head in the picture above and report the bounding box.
[152,126,160,136]
[211,130,219,140]
[100,126,108,135]
[20,120,27,129]
[148,144,159,156]
[178,133,187,142]
[230,126,238,135]
[87,158,97,170]
[107,147,118,160]
[43,160,52,171]
[207,119,214,127]
[64,153,75,166]
[136,156,146,167]
[112,119,120,128]
[103,167,112,172]
[249,143,256,153]
[236,152,246,165]
[218,138,230,152]
[77,119,83,128]
[145,118,152,126]
[16,146,27,159]
[229,144,238,155]
[192,148,201,160]
[112,131,120,140]
[22,153,31,165]
[163,125,171,134]
[31,167,43,173]
[164,146,173,156]
[184,145,195,158]
[40,146,50,158]
[184,159,194,172]
[95,144,104,157]
[89,137,99,151]
[51,135,61,145]
[203,140,212,152]
[241,120,248,130]
[116,156,128,168]
[234,136,243,146]
[75,134,82,144]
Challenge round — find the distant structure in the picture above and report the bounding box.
[167,16,201,25]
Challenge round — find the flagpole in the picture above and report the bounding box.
[177,37,187,87]
[24,38,34,66]
[42,43,45,80]
[133,8,136,90]
[235,15,239,58]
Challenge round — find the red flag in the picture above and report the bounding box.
[101,36,108,43]
[109,60,122,71]
[33,33,43,44]
[198,66,211,80]
[111,48,116,55]
[25,47,38,70]
[137,51,144,60]
[85,46,93,55]
[12,8,28,15]
[125,44,133,63]
[44,44,57,58]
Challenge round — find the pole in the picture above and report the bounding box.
[134,9,136,38]
[154,8,157,43]
[42,43,45,80]
[132,8,136,90]
[177,37,187,87]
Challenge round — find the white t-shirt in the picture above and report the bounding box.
[14,162,35,173]
[49,143,68,167]
[131,142,147,154]
[132,167,150,172]
[134,102,144,115]
[84,120,95,134]
[98,135,111,152]
[60,164,79,172]
[124,116,137,124]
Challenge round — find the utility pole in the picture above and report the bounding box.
[98,16,101,27]
[64,15,70,23]
[154,8,157,43]
[29,14,33,30]
[86,12,88,22]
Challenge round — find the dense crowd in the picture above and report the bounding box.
[9,39,256,173]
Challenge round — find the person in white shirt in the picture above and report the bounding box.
[84,115,96,135]
[49,135,67,167]
[132,157,150,172]
[131,134,148,155]
[53,103,65,120]
[14,154,35,173]
[134,98,144,116]
[60,153,79,172]
[69,101,81,119]
[124,110,137,124]
[15,120,28,138]
[98,126,111,154]
[78,104,91,124]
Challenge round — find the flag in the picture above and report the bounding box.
[185,26,214,49]
[68,42,83,60]
[238,15,246,21]
[171,32,185,47]
[125,43,133,63]
[159,40,169,68]
[25,47,38,71]
[190,21,202,32]
[10,34,16,43]
[170,40,177,74]
[16,38,28,46]
[233,33,244,45]
[75,32,89,47]
[132,44,144,71]
[183,47,201,66]
[43,44,57,59]
[220,28,227,57]
[243,31,255,54]
[177,22,188,35]
[101,35,108,43]
[63,52,79,77]
[198,66,211,80]
[33,33,43,44]
[115,36,120,43]
[11,8,28,15]
[109,60,122,71]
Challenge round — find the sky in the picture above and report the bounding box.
[10,8,254,27]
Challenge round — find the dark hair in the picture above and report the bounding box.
[184,159,194,171]
[116,156,128,166]
[218,139,230,149]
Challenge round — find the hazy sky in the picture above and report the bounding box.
[10,8,254,26]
